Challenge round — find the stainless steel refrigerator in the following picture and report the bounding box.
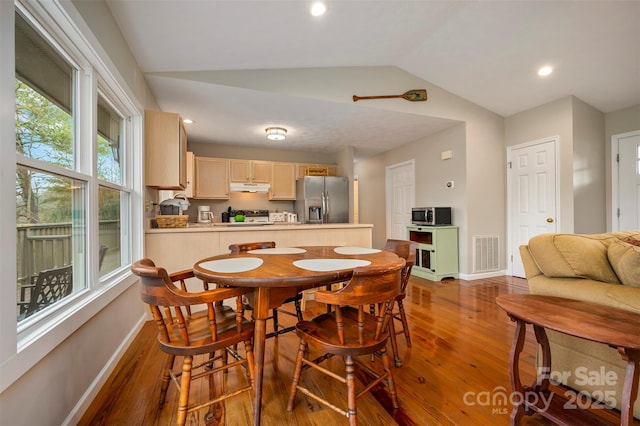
[295,176,349,223]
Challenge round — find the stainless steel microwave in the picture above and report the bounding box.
[411,207,452,226]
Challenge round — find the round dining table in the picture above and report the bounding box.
[193,245,400,426]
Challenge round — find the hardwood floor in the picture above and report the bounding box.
[79,275,612,425]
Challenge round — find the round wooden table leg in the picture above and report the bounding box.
[509,317,527,425]
[617,347,640,426]
[252,287,270,426]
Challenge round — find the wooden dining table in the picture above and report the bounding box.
[193,245,400,426]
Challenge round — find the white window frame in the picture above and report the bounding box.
[0,0,144,393]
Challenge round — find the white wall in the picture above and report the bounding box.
[505,95,614,234]
[357,124,467,249]
[572,98,606,233]
[605,105,640,228]
[505,97,575,231]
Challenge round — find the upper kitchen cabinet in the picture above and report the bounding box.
[296,163,338,179]
[145,110,187,189]
[183,151,194,198]
[230,159,271,183]
[269,162,296,200]
[194,157,229,199]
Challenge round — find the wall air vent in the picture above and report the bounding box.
[473,235,500,273]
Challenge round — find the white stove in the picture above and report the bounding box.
[232,209,271,223]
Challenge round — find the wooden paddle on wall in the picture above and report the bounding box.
[352,89,427,102]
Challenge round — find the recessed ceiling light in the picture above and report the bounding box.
[183,118,194,124]
[537,66,553,77]
[311,2,327,17]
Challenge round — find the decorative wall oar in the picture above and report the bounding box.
[352,89,427,102]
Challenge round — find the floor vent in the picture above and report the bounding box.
[473,235,500,273]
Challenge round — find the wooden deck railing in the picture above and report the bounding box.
[16,221,120,314]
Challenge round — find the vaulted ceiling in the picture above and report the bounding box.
[106,0,640,159]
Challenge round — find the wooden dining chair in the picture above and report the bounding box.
[132,258,255,426]
[286,258,405,425]
[229,241,304,338]
[382,239,418,367]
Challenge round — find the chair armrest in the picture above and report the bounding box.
[169,269,195,281]
[170,285,254,307]
[519,245,543,279]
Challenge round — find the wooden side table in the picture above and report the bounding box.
[496,294,640,426]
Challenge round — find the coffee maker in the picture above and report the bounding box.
[197,205,213,224]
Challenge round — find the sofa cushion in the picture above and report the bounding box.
[608,240,640,287]
[624,236,640,247]
[528,233,620,283]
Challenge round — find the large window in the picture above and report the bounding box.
[14,6,134,324]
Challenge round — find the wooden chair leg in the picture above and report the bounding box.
[160,354,175,406]
[380,349,400,409]
[345,355,357,426]
[294,297,304,322]
[388,318,402,367]
[204,353,220,424]
[397,300,411,347]
[244,339,255,386]
[287,339,307,411]
[176,356,193,426]
[272,308,280,336]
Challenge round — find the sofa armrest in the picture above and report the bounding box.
[519,245,542,279]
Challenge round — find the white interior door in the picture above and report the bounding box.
[386,160,415,240]
[613,131,640,230]
[508,138,558,277]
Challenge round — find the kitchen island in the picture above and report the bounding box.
[145,223,373,275]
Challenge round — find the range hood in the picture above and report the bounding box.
[229,182,271,193]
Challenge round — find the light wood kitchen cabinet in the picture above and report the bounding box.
[144,110,187,189]
[183,151,194,198]
[296,163,338,179]
[229,159,271,183]
[269,162,296,200]
[194,157,229,199]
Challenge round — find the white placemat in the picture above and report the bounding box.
[199,257,263,273]
[247,247,307,254]
[333,246,381,255]
[293,258,371,272]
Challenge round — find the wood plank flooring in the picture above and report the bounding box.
[79,275,623,425]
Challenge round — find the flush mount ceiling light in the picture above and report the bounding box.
[538,65,553,77]
[266,127,287,140]
[311,2,327,16]
[183,118,194,124]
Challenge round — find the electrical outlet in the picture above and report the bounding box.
[446,181,455,188]
[145,200,154,213]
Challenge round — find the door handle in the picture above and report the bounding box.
[546,218,554,223]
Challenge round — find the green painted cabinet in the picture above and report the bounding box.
[407,225,459,281]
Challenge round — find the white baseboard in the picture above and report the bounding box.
[459,270,507,281]
[64,313,148,425]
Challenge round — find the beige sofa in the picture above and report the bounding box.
[519,231,640,419]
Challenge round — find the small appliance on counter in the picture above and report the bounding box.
[269,212,285,222]
[269,211,298,223]
[159,194,190,215]
[197,205,213,224]
[221,206,231,222]
[156,194,190,228]
[411,207,452,226]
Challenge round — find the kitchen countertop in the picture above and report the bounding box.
[146,222,373,234]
